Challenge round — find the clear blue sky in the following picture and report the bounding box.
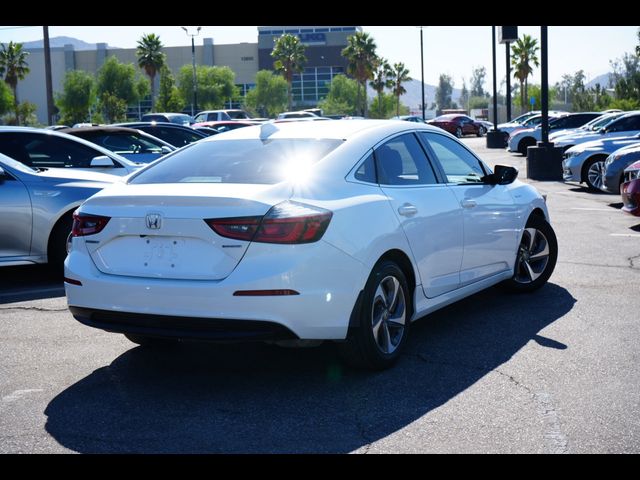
[1,26,637,88]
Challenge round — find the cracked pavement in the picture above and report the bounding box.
[1,137,639,453]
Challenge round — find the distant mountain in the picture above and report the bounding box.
[586,73,612,89]
[367,78,462,112]
[21,36,114,50]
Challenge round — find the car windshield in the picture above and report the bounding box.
[81,133,167,155]
[129,138,343,185]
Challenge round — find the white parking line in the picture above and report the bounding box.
[610,233,640,237]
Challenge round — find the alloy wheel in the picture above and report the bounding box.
[370,275,406,354]
[514,227,551,284]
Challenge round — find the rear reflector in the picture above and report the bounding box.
[64,277,83,286]
[233,289,300,296]
[205,201,332,244]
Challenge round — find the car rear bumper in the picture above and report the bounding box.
[621,179,640,216]
[70,306,298,341]
[65,237,367,340]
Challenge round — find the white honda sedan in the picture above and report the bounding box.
[65,120,557,369]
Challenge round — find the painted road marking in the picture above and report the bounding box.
[2,389,44,402]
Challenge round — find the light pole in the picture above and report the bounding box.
[419,26,425,121]
[182,26,201,116]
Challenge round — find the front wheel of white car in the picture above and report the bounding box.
[503,215,558,293]
[340,261,411,370]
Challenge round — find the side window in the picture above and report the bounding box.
[23,135,100,168]
[374,133,437,186]
[194,113,206,123]
[420,132,486,184]
[354,152,376,183]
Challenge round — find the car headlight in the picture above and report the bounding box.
[565,150,579,158]
[605,155,616,167]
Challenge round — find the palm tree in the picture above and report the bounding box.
[342,32,377,117]
[136,33,165,111]
[390,62,411,117]
[271,34,307,111]
[511,34,539,113]
[0,41,30,124]
[369,58,393,118]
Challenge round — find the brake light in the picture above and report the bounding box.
[71,212,111,237]
[205,201,332,244]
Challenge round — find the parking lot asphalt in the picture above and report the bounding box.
[1,137,638,453]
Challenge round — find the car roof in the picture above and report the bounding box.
[59,126,143,135]
[199,119,443,142]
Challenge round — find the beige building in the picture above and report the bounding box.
[16,38,259,124]
[14,26,358,124]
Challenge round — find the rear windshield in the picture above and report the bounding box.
[129,138,343,185]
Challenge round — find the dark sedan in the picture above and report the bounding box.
[60,126,175,164]
[427,114,486,137]
[113,122,208,148]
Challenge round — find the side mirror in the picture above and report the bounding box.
[90,155,115,167]
[484,165,518,185]
[160,145,173,155]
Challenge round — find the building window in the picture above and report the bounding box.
[241,56,254,61]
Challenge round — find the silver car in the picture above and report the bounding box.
[0,153,119,270]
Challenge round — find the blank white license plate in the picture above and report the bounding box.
[142,236,186,269]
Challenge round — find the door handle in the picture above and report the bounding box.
[398,203,418,216]
[461,199,477,209]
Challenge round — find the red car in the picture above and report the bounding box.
[427,114,486,138]
[621,160,640,216]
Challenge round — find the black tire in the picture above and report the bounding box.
[503,215,558,293]
[455,127,463,138]
[582,156,606,191]
[47,214,73,273]
[518,137,535,156]
[477,126,486,137]
[124,333,177,348]
[339,260,411,370]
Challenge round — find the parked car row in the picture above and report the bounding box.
[499,109,640,217]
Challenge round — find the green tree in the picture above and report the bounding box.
[369,92,408,119]
[369,58,392,118]
[435,74,455,111]
[178,65,237,111]
[468,96,489,109]
[610,53,640,104]
[0,41,30,124]
[271,34,307,111]
[521,84,558,110]
[244,70,287,118]
[156,64,184,113]
[16,101,38,126]
[390,62,410,117]
[470,66,486,97]
[96,56,143,122]
[136,33,165,110]
[0,80,13,119]
[342,31,378,117]
[459,79,469,111]
[318,74,358,116]
[56,70,96,125]
[511,34,539,112]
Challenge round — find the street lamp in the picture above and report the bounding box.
[182,26,201,116]
[419,26,426,121]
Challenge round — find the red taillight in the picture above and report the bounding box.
[71,212,111,237]
[205,201,332,244]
